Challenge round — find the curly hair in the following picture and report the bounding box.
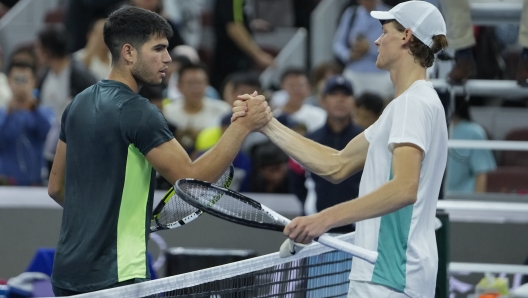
[389,20,448,68]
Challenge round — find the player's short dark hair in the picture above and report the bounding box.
[104,6,173,64]
[356,92,384,116]
[7,61,37,77]
[386,20,448,68]
[178,62,209,80]
[280,67,309,84]
[37,25,68,58]
[231,71,261,90]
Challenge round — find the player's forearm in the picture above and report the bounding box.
[191,121,250,182]
[261,118,353,183]
[319,179,418,230]
[226,23,264,60]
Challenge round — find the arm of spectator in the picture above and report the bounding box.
[48,140,66,207]
[474,172,487,193]
[332,7,354,64]
[226,22,274,68]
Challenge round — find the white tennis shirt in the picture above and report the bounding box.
[350,80,448,298]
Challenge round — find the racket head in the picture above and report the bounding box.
[174,178,286,232]
[150,164,234,232]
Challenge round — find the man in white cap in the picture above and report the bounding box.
[232,1,449,297]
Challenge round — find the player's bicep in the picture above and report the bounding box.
[145,138,193,185]
[391,143,423,202]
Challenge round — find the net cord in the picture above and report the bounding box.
[71,232,356,298]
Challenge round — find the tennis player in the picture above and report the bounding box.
[233,1,448,297]
[47,7,271,296]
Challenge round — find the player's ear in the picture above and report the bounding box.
[121,43,136,64]
[402,28,413,45]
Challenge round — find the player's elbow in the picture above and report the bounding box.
[48,185,64,207]
[400,184,418,205]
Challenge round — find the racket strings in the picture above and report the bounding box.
[182,182,281,226]
[156,166,233,226]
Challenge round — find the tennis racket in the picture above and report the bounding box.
[174,179,379,264]
[150,164,234,232]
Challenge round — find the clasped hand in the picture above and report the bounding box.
[231,91,272,132]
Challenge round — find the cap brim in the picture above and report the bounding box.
[370,11,394,20]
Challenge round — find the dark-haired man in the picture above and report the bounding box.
[233,1,449,296]
[36,25,97,175]
[48,6,271,295]
[354,92,384,129]
[0,62,54,186]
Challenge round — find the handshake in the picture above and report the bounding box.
[230,91,273,132]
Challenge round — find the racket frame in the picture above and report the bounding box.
[175,178,379,264]
[150,165,234,232]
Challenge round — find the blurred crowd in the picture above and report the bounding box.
[0,0,527,214]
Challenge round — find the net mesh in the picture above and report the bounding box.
[156,166,233,226]
[71,233,355,298]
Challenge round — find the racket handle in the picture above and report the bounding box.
[316,234,378,264]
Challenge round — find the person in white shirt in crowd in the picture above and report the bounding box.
[0,46,13,109]
[272,68,326,134]
[233,2,449,297]
[333,0,393,100]
[163,63,231,152]
[74,18,112,81]
[35,25,97,174]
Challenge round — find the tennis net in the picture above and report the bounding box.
[72,233,355,298]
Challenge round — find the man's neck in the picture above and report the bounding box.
[49,57,70,75]
[183,99,204,114]
[107,65,138,92]
[282,98,304,114]
[389,56,428,98]
[327,116,351,134]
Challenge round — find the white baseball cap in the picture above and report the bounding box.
[370,0,446,48]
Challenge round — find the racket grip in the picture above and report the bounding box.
[316,234,378,264]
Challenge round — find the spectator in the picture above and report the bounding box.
[311,61,343,106]
[0,62,54,186]
[0,45,12,109]
[333,0,393,99]
[249,141,290,193]
[74,18,111,80]
[211,0,274,90]
[290,75,363,233]
[442,0,528,85]
[224,71,261,106]
[163,63,231,152]
[9,43,39,70]
[272,68,326,133]
[64,0,122,53]
[130,0,186,51]
[353,92,384,129]
[446,97,496,193]
[35,25,97,172]
[165,46,220,101]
